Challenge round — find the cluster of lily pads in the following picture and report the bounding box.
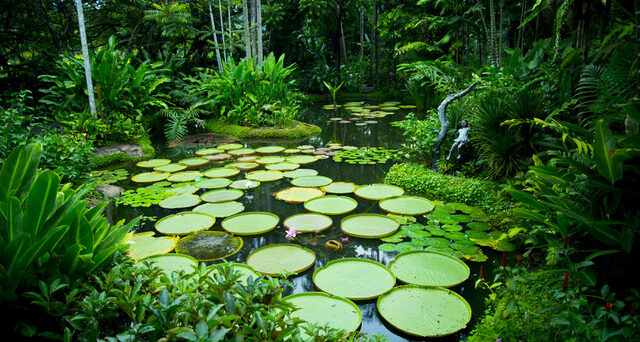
[83,168,129,185]
[332,146,400,165]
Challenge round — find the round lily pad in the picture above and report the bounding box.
[201,188,244,203]
[228,148,256,156]
[131,171,170,184]
[225,162,259,171]
[297,145,314,150]
[137,159,171,168]
[195,178,232,189]
[265,162,300,171]
[154,163,188,173]
[354,184,405,200]
[377,285,471,337]
[283,213,333,233]
[167,171,202,183]
[256,146,285,154]
[274,187,324,203]
[217,143,243,150]
[230,179,261,189]
[321,182,357,194]
[285,292,362,335]
[159,194,202,209]
[245,170,284,182]
[126,232,178,261]
[195,148,224,156]
[304,196,357,215]
[313,258,396,300]
[136,253,198,276]
[246,244,316,276]
[379,196,435,216]
[283,169,318,178]
[175,231,243,261]
[205,153,232,162]
[284,148,300,153]
[286,155,318,165]
[221,212,279,235]
[389,250,470,287]
[237,156,258,162]
[340,214,400,238]
[155,212,216,235]
[291,175,332,187]
[255,156,286,165]
[178,157,209,168]
[193,201,245,217]
[203,167,240,178]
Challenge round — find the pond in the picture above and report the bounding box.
[106,98,496,341]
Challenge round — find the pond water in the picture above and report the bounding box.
[108,98,496,341]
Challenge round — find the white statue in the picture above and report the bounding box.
[446,119,470,161]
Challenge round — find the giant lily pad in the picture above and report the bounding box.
[340,214,400,238]
[175,231,243,261]
[354,184,404,200]
[226,162,259,171]
[274,187,324,203]
[201,188,243,203]
[167,171,202,183]
[313,258,396,300]
[131,171,170,184]
[379,196,435,216]
[256,146,285,154]
[286,155,318,165]
[255,156,286,165]
[388,250,470,287]
[304,196,357,215]
[265,162,300,171]
[230,179,260,189]
[291,175,332,187]
[283,213,333,233]
[193,201,245,217]
[178,157,209,168]
[137,159,171,168]
[205,153,232,162]
[245,170,284,182]
[126,232,178,261]
[136,253,198,276]
[217,143,243,150]
[283,169,318,178]
[377,285,471,337]
[155,212,215,235]
[246,244,315,276]
[321,182,357,194]
[159,194,202,209]
[195,178,232,189]
[195,148,224,156]
[285,292,362,335]
[228,148,256,156]
[154,163,188,173]
[203,167,240,178]
[221,212,279,235]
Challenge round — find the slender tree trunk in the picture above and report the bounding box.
[74,0,96,117]
[227,0,232,59]
[218,0,227,63]
[360,10,364,59]
[498,0,503,65]
[209,0,223,72]
[242,0,251,59]
[372,3,378,87]
[250,0,257,61]
[256,0,263,63]
[337,2,349,69]
[489,0,497,66]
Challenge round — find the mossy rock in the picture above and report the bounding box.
[205,120,321,139]
[91,136,155,169]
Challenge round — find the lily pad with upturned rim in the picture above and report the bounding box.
[376,285,471,337]
[137,159,171,168]
[225,162,259,171]
[195,148,224,156]
[155,212,216,235]
[217,143,243,150]
[201,188,244,203]
[221,212,279,235]
[274,187,324,203]
[229,179,260,189]
[245,170,284,182]
[388,250,470,287]
[354,184,404,201]
[283,213,333,233]
[284,292,362,335]
[131,171,171,184]
[154,163,188,173]
[203,167,240,178]
[228,148,256,156]
[193,201,245,217]
[321,182,357,194]
[304,196,357,215]
[136,253,198,276]
[159,194,202,209]
[256,146,285,154]
[340,214,400,239]
[126,232,178,261]
[265,162,300,171]
[291,175,332,187]
[205,153,232,162]
[195,178,232,189]
[167,171,202,183]
[178,157,209,168]
[283,169,318,178]
[379,196,435,216]
[286,155,318,165]
[246,244,316,276]
[313,258,396,300]
[255,156,286,165]
[175,231,243,261]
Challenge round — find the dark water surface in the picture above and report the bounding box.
[110,98,494,342]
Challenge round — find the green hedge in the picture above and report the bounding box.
[384,162,510,214]
[205,119,321,139]
[90,136,155,169]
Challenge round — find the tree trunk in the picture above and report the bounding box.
[359,10,364,59]
[256,0,263,63]
[242,0,251,59]
[337,2,349,69]
[250,0,257,61]
[489,0,497,66]
[432,81,478,169]
[218,0,227,63]
[227,0,232,59]
[74,0,96,117]
[208,0,223,73]
[372,3,378,87]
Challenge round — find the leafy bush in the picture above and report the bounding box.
[390,111,441,164]
[384,162,510,214]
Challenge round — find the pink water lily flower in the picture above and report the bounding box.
[286,227,298,238]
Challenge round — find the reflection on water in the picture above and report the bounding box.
[112,99,494,341]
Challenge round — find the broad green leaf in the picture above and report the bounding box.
[593,120,621,184]
[23,171,60,238]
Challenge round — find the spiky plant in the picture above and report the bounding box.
[161,105,205,141]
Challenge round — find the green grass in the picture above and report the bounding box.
[205,119,321,139]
